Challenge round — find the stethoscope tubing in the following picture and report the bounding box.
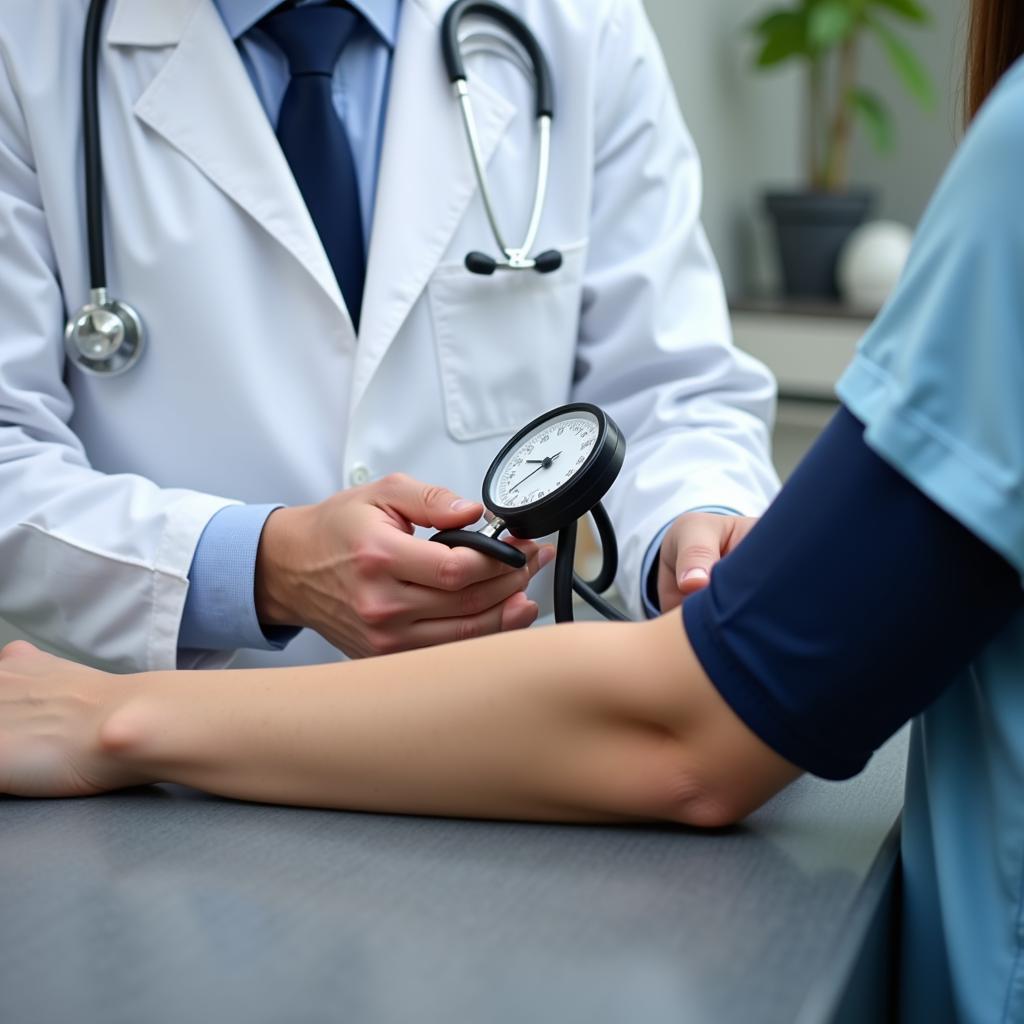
[82,0,109,293]
[441,0,554,117]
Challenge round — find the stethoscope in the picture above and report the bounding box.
[64,0,561,377]
[442,0,563,277]
[65,0,145,377]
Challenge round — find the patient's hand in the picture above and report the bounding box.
[0,642,144,798]
[657,513,759,611]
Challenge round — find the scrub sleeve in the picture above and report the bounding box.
[836,60,1024,1024]
[686,58,1024,1024]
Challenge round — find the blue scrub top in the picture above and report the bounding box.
[837,57,1024,1023]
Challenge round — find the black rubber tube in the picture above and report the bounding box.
[441,0,555,118]
[582,502,618,595]
[572,576,631,622]
[83,0,108,289]
[553,519,577,623]
[430,529,527,569]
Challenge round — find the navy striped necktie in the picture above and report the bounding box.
[260,4,366,331]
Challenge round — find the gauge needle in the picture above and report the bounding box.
[512,452,562,491]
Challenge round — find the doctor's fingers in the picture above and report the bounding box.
[372,473,484,532]
[392,533,549,591]
[397,546,553,622]
[395,592,540,652]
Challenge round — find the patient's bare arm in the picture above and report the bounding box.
[0,618,799,826]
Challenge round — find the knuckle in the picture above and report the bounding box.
[378,472,410,496]
[0,640,36,660]
[420,483,452,509]
[680,543,718,563]
[435,555,469,591]
[458,586,491,618]
[351,541,392,576]
[455,615,487,644]
[354,597,397,628]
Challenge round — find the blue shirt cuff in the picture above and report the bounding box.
[179,504,301,653]
[640,506,742,618]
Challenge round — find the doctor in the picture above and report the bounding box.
[0,0,778,673]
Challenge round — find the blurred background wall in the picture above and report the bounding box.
[644,0,964,297]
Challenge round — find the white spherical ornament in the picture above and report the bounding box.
[837,221,914,312]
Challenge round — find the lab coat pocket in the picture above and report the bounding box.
[428,242,587,441]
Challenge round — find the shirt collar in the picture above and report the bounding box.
[214,0,401,48]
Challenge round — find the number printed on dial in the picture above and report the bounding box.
[492,411,600,509]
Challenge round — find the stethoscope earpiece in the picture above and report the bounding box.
[465,252,499,275]
[464,249,563,276]
[533,250,563,275]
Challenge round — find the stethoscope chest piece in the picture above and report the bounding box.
[65,292,144,376]
[65,291,145,376]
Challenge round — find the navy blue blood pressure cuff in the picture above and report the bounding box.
[683,406,1024,780]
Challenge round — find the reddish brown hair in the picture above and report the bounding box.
[967,0,1024,120]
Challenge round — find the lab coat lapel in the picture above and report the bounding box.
[352,0,516,410]
[110,0,351,327]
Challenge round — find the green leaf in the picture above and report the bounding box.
[868,0,930,23]
[849,88,894,150]
[866,15,936,107]
[752,8,805,32]
[807,1,858,50]
[753,11,811,66]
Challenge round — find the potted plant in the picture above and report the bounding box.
[752,0,935,299]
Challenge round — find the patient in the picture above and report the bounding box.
[3,3,1024,1020]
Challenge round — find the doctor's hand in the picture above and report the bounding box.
[255,474,555,659]
[655,512,760,613]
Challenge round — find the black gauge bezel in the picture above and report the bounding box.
[482,403,626,539]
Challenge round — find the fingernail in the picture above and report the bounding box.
[450,499,474,512]
[680,568,710,586]
[538,546,556,568]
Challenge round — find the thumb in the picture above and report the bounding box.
[673,527,723,597]
[377,473,483,530]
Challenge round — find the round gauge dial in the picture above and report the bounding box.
[482,403,626,539]
[490,409,600,510]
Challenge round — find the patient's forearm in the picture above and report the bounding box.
[102,614,793,824]
[108,618,682,821]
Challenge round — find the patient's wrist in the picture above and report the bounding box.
[97,673,176,782]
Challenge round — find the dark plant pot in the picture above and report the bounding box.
[765,190,876,300]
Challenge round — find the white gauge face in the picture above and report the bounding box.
[490,410,601,510]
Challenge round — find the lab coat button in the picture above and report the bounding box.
[349,464,371,486]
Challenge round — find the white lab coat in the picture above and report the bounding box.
[0,0,779,672]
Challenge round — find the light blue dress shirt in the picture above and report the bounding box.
[221,0,400,236]
[836,56,1024,1022]
[179,0,399,654]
